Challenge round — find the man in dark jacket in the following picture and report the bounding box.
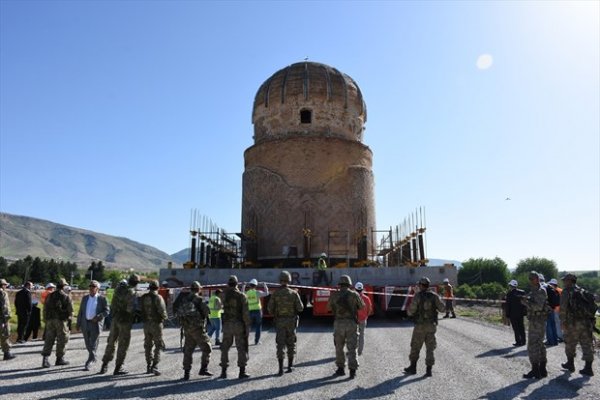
[15,281,33,343]
[76,280,109,371]
[505,280,527,347]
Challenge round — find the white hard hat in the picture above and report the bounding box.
[548,278,558,286]
[249,278,258,286]
[320,252,327,258]
[355,282,364,290]
[509,280,518,287]
[443,278,449,283]
[162,281,168,285]
[46,283,56,289]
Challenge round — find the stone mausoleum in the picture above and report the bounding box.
[241,61,375,267]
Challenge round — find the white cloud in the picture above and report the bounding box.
[476,54,494,70]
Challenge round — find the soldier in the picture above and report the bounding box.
[404,277,445,377]
[41,278,73,367]
[560,273,595,376]
[179,281,212,380]
[327,274,364,379]
[140,280,168,376]
[267,271,304,376]
[220,275,251,379]
[1,278,16,360]
[99,274,139,375]
[441,278,456,318]
[522,271,548,379]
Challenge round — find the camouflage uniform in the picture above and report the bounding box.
[140,288,168,373]
[41,287,73,363]
[101,282,137,372]
[267,283,304,364]
[560,285,594,364]
[327,286,365,373]
[407,290,445,367]
[525,284,548,367]
[220,284,251,371]
[1,282,13,357]
[181,292,212,373]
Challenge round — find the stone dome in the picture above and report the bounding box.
[252,61,367,144]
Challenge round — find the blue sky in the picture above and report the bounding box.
[1,1,598,271]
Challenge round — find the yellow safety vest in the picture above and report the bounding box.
[208,295,222,319]
[247,289,261,311]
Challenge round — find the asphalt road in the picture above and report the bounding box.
[0,316,598,400]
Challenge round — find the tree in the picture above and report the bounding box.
[0,257,8,277]
[87,261,105,282]
[459,257,510,286]
[514,257,559,281]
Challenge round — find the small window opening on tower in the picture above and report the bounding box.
[300,109,312,124]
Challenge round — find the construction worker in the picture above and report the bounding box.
[219,275,251,379]
[1,278,16,360]
[354,282,373,356]
[41,283,55,305]
[404,277,445,377]
[327,275,365,379]
[41,278,73,368]
[548,278,563,342]
[267,271,304,376]
[522,271,548,379]
[442,278,456,318]
[560,273,595,376]
[100,274,139,375]
[179,281,212,381]
[207,288,223,346]
[243,279,269,345]
[140,280,167,376]
[315,252,330,286]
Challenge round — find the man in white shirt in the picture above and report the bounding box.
[77,280,109,371]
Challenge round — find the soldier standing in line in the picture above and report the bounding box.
[404,277,445,377]
[99,274,139,375]
[560,273,595,376]
[327,275,365,379]
[522,271,548,379]
[1,278,16,360]
[41,278,73,367]
[267,271,304,376]
[219,275,251,379]
[140,280,168,376]
[179,281,213,381]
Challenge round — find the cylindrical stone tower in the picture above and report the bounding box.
[242,61,375,267]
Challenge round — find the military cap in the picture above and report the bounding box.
[0,278,8,286]
[228,275,238,285]
[148,280,159,290]
[419,277,431,286]
[128,274,140,286]
[561,273,577,282]
[57,278,68,287]
[190,281,202,290]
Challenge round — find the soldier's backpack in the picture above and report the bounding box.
[572,289,598,319]
[176,294,201,321]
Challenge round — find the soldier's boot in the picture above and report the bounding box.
[42,356,50,368]
[286,356,294,373]
[425,365,432,377]
[334,367,345,376]
[182,369,190,381]
[523,363,541,379]
[349,369,356,379]
[561,357,575,372]
[199,363,213,376]
[146,364,152,374]
[55,357,70,366]
[219,367,227,379]
[277,359,284,376]
[99,362,108,374]
[403,362,417,375]
[539,361,547,378]
[3,352,16,360]
[238,366,250,379]
[443,313,450,318]
[151,363,161,376]
[451,312,457,318]
[113,364,129,375]
[580,361,594,376]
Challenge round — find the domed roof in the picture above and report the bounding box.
[252,61,367,143]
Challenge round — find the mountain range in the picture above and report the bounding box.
[0,212,178,272]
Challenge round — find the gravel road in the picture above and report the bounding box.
[0,316,598,399]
